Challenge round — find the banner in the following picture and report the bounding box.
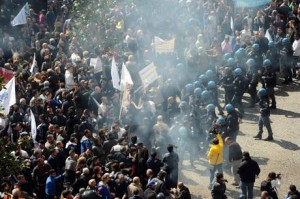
[30,53,37,73]
[111,57,121,90]
[0,77,16,115]
[139,62,159,87]
[0,68,14,83]
[235,0,271,8]
[154,36,175,54]
[265,29,273,41]
[30,109,37,142]
[120,63,133,90]
[90,57,103,73]
[11,2,30,26]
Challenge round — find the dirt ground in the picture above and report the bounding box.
[178,79,300,199]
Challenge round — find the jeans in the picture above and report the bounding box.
[240,181,254,199]
[231,159,242,183]
[258,116,273,137]
[209,163,223,185]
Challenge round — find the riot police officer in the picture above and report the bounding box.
[261,59,277,109]
[253,88,274,141]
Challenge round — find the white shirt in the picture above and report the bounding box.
[293,39,300,56]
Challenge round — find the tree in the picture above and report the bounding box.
[0,75,23,179]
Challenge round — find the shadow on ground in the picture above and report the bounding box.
[271,108,300,118]
[272,139,300,151]
[252,156,269,165]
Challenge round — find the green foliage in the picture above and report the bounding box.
[0,138,22,178]
[72,0,136,52]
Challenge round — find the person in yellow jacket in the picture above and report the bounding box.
[208,131,224,188]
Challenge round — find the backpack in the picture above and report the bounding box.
[260,180,278,199]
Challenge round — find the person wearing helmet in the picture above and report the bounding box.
[245,58,259,108]
[261,59,277,109]
[204,104,217,148]
[224,103,242,143]
[207,81,224,115]
[231,68,245,115]
[253,88,274,141]
[265,41,279,72]
[199,74,209,88]
[248,43,263,70]
[220,67,234,105]
[227,57,236,68]
[201,90,213,105]
[280,37,293,84]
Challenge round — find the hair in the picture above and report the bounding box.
[167,144,174,152]
[216,173,223,180]
[61,190,72,198]
[290,184,297,192]
[212,138,219,145]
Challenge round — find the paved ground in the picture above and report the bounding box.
[179,79,300,199]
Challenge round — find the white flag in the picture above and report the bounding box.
[265,29,273,42]
[30,109,37,142]
[139,62,159,87]
[11,2,30,26]
[120,63,133,90]
[154,36,175,54]
[30,53,37,73]
[111,57,121,90]
[230,16,234,33]
[0,76,16,115]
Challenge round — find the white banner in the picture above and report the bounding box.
[90,57,103,73]
[154,36,175,54]
[139,62,159,87]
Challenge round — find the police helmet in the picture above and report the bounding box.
[201,90,210,99]
[258,88,267,96]
[206,70,214,78]
[246,58,255,67]
[282,38,290,45]
[208,81,216,89]
[227,57,235,66]
[199,74,208,82]
[225,104,234,112]
[263,59,271,67]
[179,101,188,108]
[185,84,193,93]
[216,117,226,125]
[206,104,215,111]
[224,53,232,60]
[233,68,242,76]
[178,126,187,136]
[194,88,202,96]
[252,43,260,51]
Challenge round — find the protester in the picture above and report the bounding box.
[0,0,298,198]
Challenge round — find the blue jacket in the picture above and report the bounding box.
[45,175,63,196]
[80,136,94,153]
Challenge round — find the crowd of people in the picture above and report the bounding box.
[0,0,300,198]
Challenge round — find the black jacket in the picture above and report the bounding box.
[237,157,260,183]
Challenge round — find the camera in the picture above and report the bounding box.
[269,172,281,180]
